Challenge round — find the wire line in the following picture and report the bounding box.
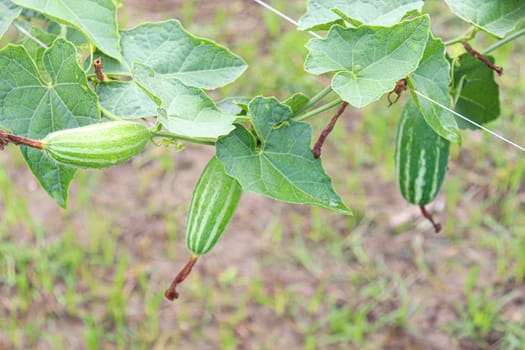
[14,22,49,49]
[250,0,524,153]
[251,0,322,38]
[413,90,525,152]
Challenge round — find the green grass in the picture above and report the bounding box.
[1,1,525,349]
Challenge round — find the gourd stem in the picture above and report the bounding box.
[419,205,442,234]
[0,131,43,150]
[294,98,342,121]
[165,255,199,301]
[295,86,333,115]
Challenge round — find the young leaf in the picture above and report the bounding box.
[133,63,235,139]
[445,0,525,38]
[216,97,351,215]
[12,0,121,60]
[452,54,500,129]
[91,20,247,89]
[0,39,100,207]
[0,0,21,39]
[283,93,310,114]
[97,81,157,119]
[409,35,460,143]
[305,16,429,108]
[298,0,423,30]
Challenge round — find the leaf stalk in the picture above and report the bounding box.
[294,98,343,121]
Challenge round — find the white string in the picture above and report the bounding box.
[413,90,525,152]
[251,0,322,39]
[13,22,49,49]
[250,0,525,153]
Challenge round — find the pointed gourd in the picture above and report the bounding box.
[42,121,150,169]
[395,99,450,205]
[186,156,242,256]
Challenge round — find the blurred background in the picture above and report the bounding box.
[1,1,524,349]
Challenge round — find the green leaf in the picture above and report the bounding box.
[445,0,525,38]
[0,39,100,207]
[283,93,310,113]
[217,97,250,115]
[132,63,235,139]
[409,35,460,143]
[305,16,429,108]
[98,81,157,119]
[92,20,247,89]
[216,97,351,215]
[19,25,57,72]
[47,21,87,47]
[452,53,500,129]
[0,0,21,39]
[299,0,424,30]
[12,0,121,60]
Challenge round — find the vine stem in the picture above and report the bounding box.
[294,98,342,121]
[295,86,333,115]
[463,42,503,75]
[151,130,216,146]
[312,102,348,158]
[0,131,43,150]
[93,57,108,81]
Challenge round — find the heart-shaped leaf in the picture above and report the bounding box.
[452,53,500,129]
[305,16,429,108]
[0,39,100,207]
[133,63,235,139]
[217,97,351,215]
[445,0,525,38]
[409,35,460,143]
[299,0,424,30]
[97,81,157,119]
[12,0,121,60]
[93,20,247,89]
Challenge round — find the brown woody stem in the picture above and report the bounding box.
[0,131,43,150]
[93,57,108,81]
[387,78,408,107]
[463,42,503,76]
[164,255,199,301]
[312,102,349,158]
[419,205,442,234]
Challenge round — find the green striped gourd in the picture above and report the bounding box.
[395,99,450,205]
[42,121,150,169]
[186,156,242,256]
